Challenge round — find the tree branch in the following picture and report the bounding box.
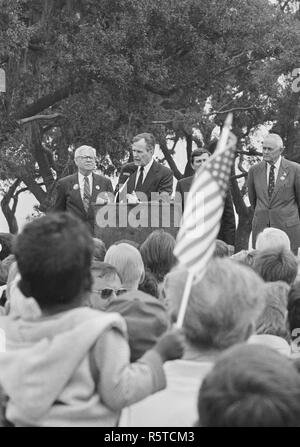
[17,113,64,125]
[231,173,247,180]
[151,120,173,125]
[15,81,89,120]
[207,106,258,116]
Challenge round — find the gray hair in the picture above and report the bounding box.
[104,243,145,289]
[132,133,155,152]
[74,145,96,158]
[256,228,290,251]
[163,258,265,349]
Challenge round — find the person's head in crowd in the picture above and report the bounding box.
[213,240,229,258]
[0,254,16,285]
[104,243,144,290]
[252,281,289,343]
[190,149,211,173]
[231,249,258,267]
[256,228,291,251]
[92,238,106,262]
[163,258,265,350]
[138,269,159,299]
[287,281,300,345]
[106,291,170,361]
[13,212,93,313]
[197,344,300,427]
[132,133,155,167]
[89,261,124,311]
[113,239,140,250]
[252,248,298,285]
[139,230,177,284]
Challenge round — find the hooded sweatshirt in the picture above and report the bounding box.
[0,302,165,427]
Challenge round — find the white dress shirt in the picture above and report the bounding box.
[78,172,93,201]
[134,159,154,189]
[266,156,281,184]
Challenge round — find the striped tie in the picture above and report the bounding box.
[83,176,91,212]
[268,164,275,199]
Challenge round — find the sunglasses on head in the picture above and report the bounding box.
[94,288,127,299]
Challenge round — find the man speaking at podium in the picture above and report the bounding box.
[115,133,173,203]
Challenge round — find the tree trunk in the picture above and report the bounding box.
[21,174,47,205]
[183,134,194,177]
[29,122,55,191]
[230,168,253,252]
[0,180,20,234]
[158,138,183,179]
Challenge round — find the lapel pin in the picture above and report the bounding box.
[280,172,287,181]
[73,184,79,190]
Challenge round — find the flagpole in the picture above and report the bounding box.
[175,271,194,328]
[174,112,235,329]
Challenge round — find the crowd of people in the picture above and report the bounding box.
[0,130,300,427]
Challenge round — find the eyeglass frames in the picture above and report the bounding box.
[93,288,128,299]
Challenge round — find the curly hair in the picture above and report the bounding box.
[13,212,94,308]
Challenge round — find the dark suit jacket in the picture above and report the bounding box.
[116,161,173,201]
[176,175,236,246]
[248,157,300,253]
[52,172,113,235]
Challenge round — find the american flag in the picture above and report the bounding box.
[174,116,237,278]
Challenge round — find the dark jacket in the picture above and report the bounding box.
[176,175,236,246]
[115,161,173,201]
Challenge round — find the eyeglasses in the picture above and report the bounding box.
[93,288,128,299]
[77,156,95,161]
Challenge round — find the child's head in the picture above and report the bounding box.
[198,344,300,427]
[13,212,94,310]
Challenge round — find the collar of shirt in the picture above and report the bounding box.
[135,158,154,187]
[78,172,93,196]
[266,156,281,182]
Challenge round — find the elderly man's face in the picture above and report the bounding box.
[132,138,153,167]
[262,137,283,165]
[75,147,96,175]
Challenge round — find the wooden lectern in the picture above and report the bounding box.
[92,201,182,247]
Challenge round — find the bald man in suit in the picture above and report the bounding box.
[247,133,300,253]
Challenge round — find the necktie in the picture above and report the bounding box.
[135,166,144,191]
[83,176,91,212]
[268,164,275,198]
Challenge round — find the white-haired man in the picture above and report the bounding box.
[53,145,113,234]
[256,227,291,252]
[248,133,300,254]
